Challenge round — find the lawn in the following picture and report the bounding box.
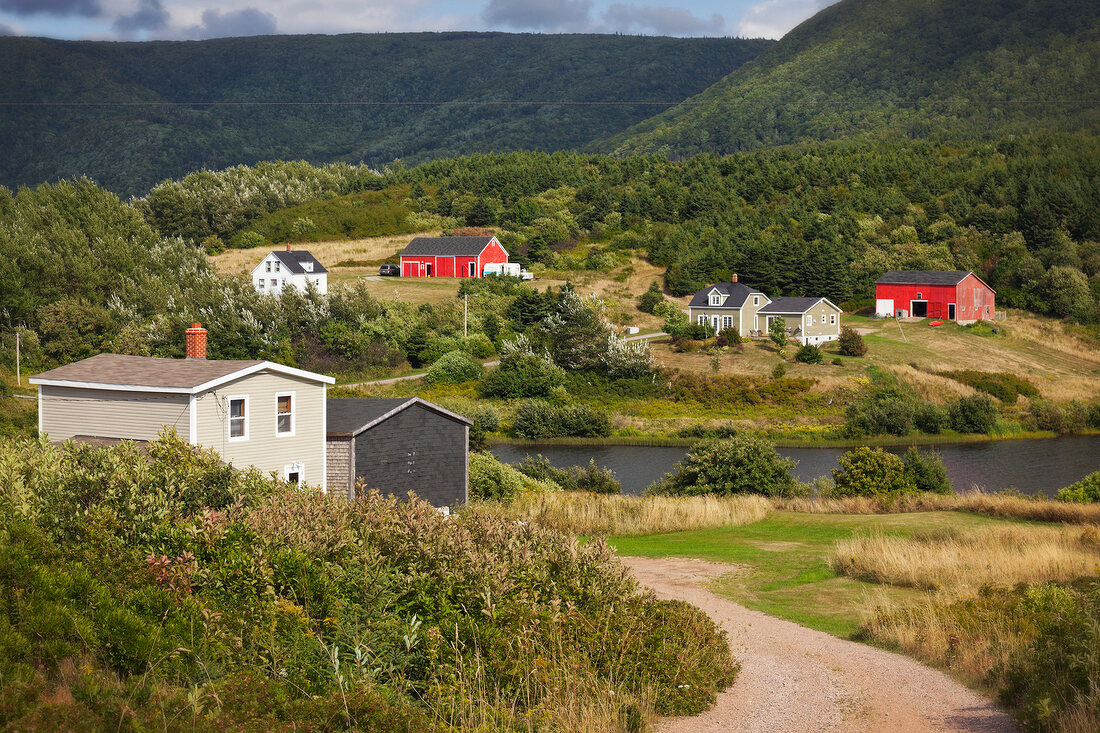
[610,509,1023,637]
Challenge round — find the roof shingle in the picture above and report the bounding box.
[688,281,765,309]
[874,270,971,286]
[401,236,495,257]
[31,354,264,389]
[272,250,328,274]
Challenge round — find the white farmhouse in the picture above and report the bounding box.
[252,246,328,296]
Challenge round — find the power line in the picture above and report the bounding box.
[0,98,1095,107]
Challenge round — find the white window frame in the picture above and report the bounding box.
[257,279,265,289]
[274,261,281,272]
[265,261,271,272]
[709,292,722,306]
[753,295,759,306]
[805,315,812,326]
[697,314,707,325]
[284,462,304,484]
[227,395,249,442]
[916,291,922,299]
[275,391,295,437]
[270,278,277,288]
[722,315,733,330]
[303,261,313,272]
[830,313,836,325]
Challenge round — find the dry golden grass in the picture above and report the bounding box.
[478,491,771,537]
[775,490,1100,525]
[208,231,438,274]
[833,525,1100,592]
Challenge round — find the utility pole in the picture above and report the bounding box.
[464,294,468,338]
[15,331,20,387]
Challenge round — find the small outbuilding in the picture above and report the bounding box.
[399,235,509,278]
[326,397,471,507]
[875,270,995,324]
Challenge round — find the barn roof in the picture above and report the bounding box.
[688,281,765,309]
[401,236,496,257]
[271,249,328,274]
[327,397,472,438]
[875,270,972,286]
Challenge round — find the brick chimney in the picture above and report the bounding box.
[185,323,207,359]
[731,273,738,283]
[286,243,292,251]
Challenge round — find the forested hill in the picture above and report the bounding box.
[607,0,1100,157]
[0,32,771,197]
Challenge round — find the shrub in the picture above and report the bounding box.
[935,370,1038,404]
[467,405,500,450]
[1057,471,1100,503]
[771,362,787,379]
[901,447,953,495]
[478,337,565,399]
[837,327,867,356]
[647,435,800,497]
[795,344,824,364]
[468,451,559,500]
[637,281,665,313]
[718,327,741,345]
[913,402,949,434]
[512,400,612,439]
[845,387,916,436]
[831,446,918,498]
[949,394,998,434]
[424,350,482,384]
[768,317,788,348]
[515,456,622,494]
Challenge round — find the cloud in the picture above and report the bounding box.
[735,0,837,39]
[601,3,724,35]
[0,21,16,34]
[180,6,277,39]
[0,0,100,17]
[482,0,593,32]
[113,0,167,32]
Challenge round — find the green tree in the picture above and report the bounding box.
[769,317,788,349]
[837,327,867,357]
[1042,266,1093,318]
[901,447,953,495]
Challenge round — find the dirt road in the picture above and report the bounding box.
[623,556,1018,733]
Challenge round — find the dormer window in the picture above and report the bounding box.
[708,291,722,306]
[753,296,760,306]
[303,261,313,272]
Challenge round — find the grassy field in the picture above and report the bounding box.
[609,510,1042,637]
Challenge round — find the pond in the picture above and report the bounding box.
[492,434,1100,497]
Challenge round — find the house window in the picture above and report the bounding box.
[697,315,707,325]
[270,279,277,288]
[257,280,265,289]
[830,314,836,325]
[709,292,722,306]
[284,462,304,484]
[274,261,281,273]
[265,261,271,272]
[722,316,733,330]
[753,296,759,306]
[806,315,812,326]
[916,292,922,299]
[303,262,313,272]
[276,393,294,436]
[228,396,248,441]
[315,278,321,286]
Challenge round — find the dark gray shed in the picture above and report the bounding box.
[326,397,471,507]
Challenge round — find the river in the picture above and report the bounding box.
[492,434,1100,497]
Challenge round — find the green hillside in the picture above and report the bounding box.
[0,32,770,197]
[608,0,1100,156]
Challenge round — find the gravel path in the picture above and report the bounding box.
[623,556,1019,733]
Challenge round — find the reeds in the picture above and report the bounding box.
[833,525,1100,592]
[775,490,1100,524]
[476,491,771,536]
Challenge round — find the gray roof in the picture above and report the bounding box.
[327,397,472,437]
[272,249,328,274]
[875,270,971,286]
[759,297,828,314]
[31,353,264,389]
[688,281,765,309]
[401,236,495,257]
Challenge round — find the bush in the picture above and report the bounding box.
[935,370,1038,404]
[638,281,665,314]
[1057,471,1100,503]
[837,327,867,357]
[512,400,612,439]
[913,402,949,434]
[845,387,916,436]
[424,350,482,384]
[795,344,823,364]
[467,405,500,450]
[768,317,788,348]
[771,362,787,379]
[831,446,917,498]
[515,456,622,494]
[647,435,800,497]
[949,394,998,434]
[478,338,565,399]
[468,451,559,500]
[718,327,741,345]
[901,447,953,495]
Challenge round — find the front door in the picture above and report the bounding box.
[469,262,477,277]
[425,263,432,277]
[949,303,956,320]
[711,316,720,332]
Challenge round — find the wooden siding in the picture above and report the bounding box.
[39,386,190,442]
[326,437,353,498]
[352,402,468,507]
[194,370,327,488]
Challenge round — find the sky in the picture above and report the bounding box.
[0,0,838,42]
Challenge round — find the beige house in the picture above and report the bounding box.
[757,297,843,345]
[686,275,770,336]
[30,324,335,489]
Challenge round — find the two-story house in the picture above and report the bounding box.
[687,275,770,336]
[31,324,335,488]
[252,246,328,296]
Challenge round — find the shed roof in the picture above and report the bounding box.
[759,296,833,314]
[30,353,334,393]
[875,270,972,286]
[688,281,765,309]
[401,236,496,257]
[271,249,328,274]
[327,397,472,438]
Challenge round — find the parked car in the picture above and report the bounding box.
[379,264,400,276]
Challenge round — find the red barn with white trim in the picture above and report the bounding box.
[399,236,509,278]
[875,270,995,324]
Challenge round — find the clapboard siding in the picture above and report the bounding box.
[194,371,326,488]
[353,403,468,507]
[39,386,189,442]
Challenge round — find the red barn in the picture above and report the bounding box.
[875,270,995,324]
[399,236,509,278]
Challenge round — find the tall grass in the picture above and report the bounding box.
[776,490,1100,524]
[833,525,1100,592]
[472,491,770,536]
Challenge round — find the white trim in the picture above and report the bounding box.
[321,383,328,493]
[275,390,295,437]
[37,385,42,437]
[227,394,249,442]
[188,394,198,445]
[30,359,335,394]
[283,461,304,483]
[488,236,509,259]
[28,378,192,393]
